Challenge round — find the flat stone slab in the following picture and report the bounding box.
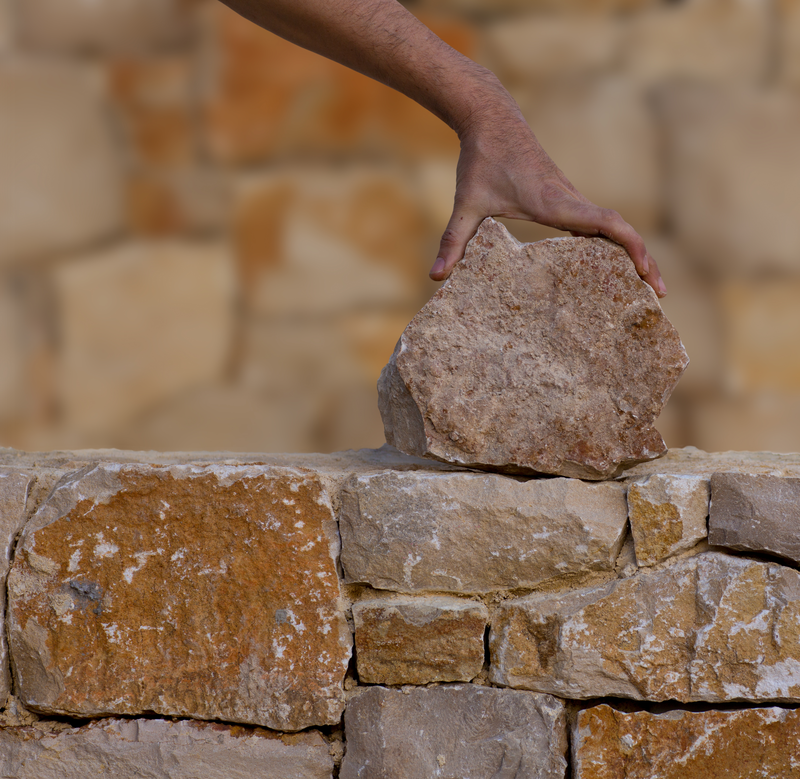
[379,218,688,479]
[0,718,333,779]
[573,704,800,779]
[490,551,800,703]
[709,472,800,564]
[353,596,487,685]
[340,685,567,779]
[7,463,351,730]
[340,471,628,593]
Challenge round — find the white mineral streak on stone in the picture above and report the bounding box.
[379,218,688,479]
[491,552,800,703]
[340,471,628,593]
[0,718,333,779]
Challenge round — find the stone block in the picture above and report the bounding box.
[709,472,800,564]
[379,219,687,478]
[573,704,800,779]
[201,4,471,164]
[482,15,622,85]
[623,0,770,86]
[628,474,709,566]
[233,167,429,319]
[0,469,33,702]
[353,596,487,685]
[6,464,351,729]
[0,719,333,779]
[0,61,123,266]
[721,279,800,393]
[340,470,628,593]
[340,685,567,779]
[491,551,800,703]
[17,0,190,54]
[662,85,800,274]
[516,78,660,234]
[52,240,235,435]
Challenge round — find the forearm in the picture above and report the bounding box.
[218,0,512,137]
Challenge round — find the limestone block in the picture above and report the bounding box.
[7,464,351,729]
[353,596,488,685]
[624,0,770,86]
[0,61,123,266]
[721,279,800,393]
[53,241,235,435]
[233,168,428,319]
[490,551,800,703]
[482,15,622,84]
[0,719,333,779]
[0,469,33,702]
[340,686,567,779]
[516,78,660,234]
[201,3,471,164]
[17,0,190,54]
[662,85,800,274]
[340,471,628,593]
[573,704,800,779]
[628,474,709,566]
[379,219,688,479]
[709,472,800,564]
[780,0,800,86]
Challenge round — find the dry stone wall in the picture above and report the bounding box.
[2,444,800,776]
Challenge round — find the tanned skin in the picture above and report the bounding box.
[219,0,667,297]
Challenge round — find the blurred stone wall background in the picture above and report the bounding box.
[1,0,798,454]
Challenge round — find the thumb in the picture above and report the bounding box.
[429,208,485,281]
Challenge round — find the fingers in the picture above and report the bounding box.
[430,208,485,281]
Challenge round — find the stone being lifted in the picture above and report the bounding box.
[378,218,689,480]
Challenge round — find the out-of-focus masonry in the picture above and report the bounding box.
[1,0,799,454]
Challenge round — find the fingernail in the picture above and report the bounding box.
[657,279,667,296]
[430,257,445,276]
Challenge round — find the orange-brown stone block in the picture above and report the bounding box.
[573,704,800,779]
[353,596,488,685]
[7,464,351,730]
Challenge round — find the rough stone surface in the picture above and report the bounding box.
[573,704,800,779]
[340,685,567,779]
[491,551,800,703]
[379,218,687,479]
[628,474,709,566]
[7,464,351,730]
[340,471,628,593]
[709,473,800,564]
[0,61,123,266]
[353,596,488,685]
[0,469,33,701]
[0,718,333,779]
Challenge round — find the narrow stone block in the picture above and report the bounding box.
[340,471,628,593]
[340,685,567,779]
[709,472,800,564]
[491,552,800,703]
[573,704,800,779]
[628,474,709,566]
[7,464,351,730]
[353,596,487,685]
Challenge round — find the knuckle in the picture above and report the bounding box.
[439,228,461,247]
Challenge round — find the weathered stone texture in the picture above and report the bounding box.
[0,470,33,701]
[340,471,628,593]
[709,473,800,564]
[628,474,709,566]
[379,218,687,479]
[573,704,800,779]
[353,596,487,685]
[0,62,123,266]
[0,719,333,779]
[340,685,567,779]
[491,552,800,703]
[7,464,351,730]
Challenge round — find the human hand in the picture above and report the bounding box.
[429,104,667,298]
